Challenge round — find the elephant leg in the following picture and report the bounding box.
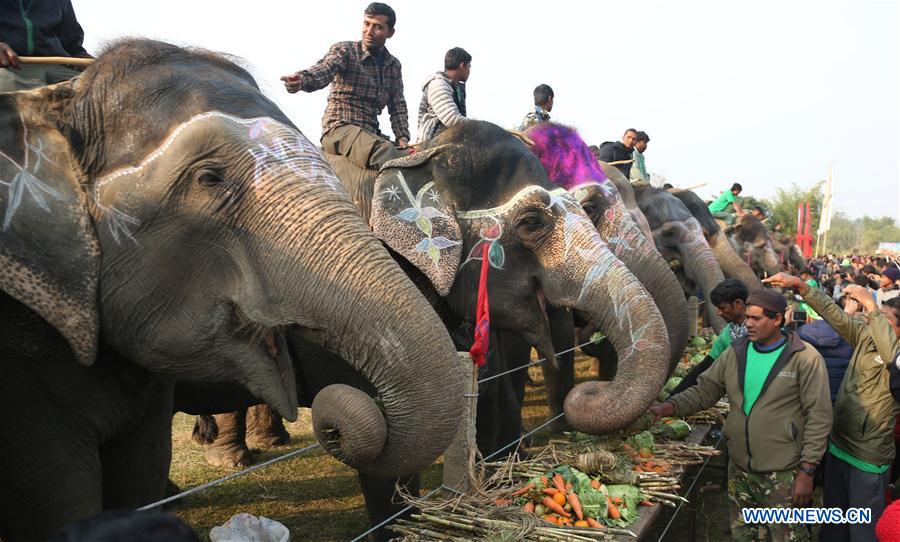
[101,379,174,509]
[475,372,501,457]
[541,307,575,433]
[246,404,291,449]
[358,471,420,542]
[202,410,255,468]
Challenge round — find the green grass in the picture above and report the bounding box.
[168,354,734,541]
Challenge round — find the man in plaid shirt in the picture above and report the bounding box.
[281,3,409,170]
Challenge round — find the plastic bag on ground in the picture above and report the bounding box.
[209,513,289,542]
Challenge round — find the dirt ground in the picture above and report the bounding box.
[167,354,735,541]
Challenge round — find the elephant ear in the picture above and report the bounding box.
[371,146,462,296]
[0,87,100,366]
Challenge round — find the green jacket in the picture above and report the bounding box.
[669,332,832,472]
[802,287,900,466]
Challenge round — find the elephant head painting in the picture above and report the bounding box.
[524,123,690,375]
[0,40,464,540]
[369,122,671,435]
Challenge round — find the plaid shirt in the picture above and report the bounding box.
[296,40,409,141]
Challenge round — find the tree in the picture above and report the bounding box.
[816,212,900,254]
[765,181,824,239]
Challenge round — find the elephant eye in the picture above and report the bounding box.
[196,169,225,187]
[516,213,546,235]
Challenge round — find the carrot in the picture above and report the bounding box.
[608,502,621,520]
[568,492,584,520]
[541,476,550,488]
[565,481,574,492]
[511,482,535,497]
[552,491,567,506]
[542,514,558,525]
[640,500,654,507]
[574,520,589,528]
[633,465,644,472]
[524,502,535,513]
[553,473,567,494]
[542,496,571,518]
[494,498,510,506]
[590,479,602,491]
[542,487,559,496]
[587,517,604,529]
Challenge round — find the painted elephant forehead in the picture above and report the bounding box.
[91,111,342,199]
[455,185,574,219]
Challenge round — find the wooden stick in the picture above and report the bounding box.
[683,182,707,191]
[605,159,634,166]
[18,56,94,67]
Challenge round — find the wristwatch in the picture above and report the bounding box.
[799,465,816,476]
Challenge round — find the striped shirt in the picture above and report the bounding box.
[416,72,467,143]
[293,41,409,141]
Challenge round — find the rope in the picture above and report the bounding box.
[349,412,567,541]
[477,335,605,385]
[654,433,724,541]
[138,443,321,511]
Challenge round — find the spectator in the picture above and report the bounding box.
[708,182,745,225]
[596,129,637,178]
[670,279,748,395]
[416,47,470,143]
[831,272,847,302]
[797,317,853,404]
[281,2,409,170]
[877,265,900,308]
[629,131,650,181]
[764,274,900,541]
[0,0,90,91]
[651,289,831,541]
[518,84,554,130]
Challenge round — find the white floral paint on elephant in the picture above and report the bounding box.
[90,111,343,245]
[0,117,64,230]
[457,184,658,358]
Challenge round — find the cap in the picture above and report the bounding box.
[746,289,787,315]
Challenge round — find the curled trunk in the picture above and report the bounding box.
[680,233,727,332]
[711,231,762,290]
[595,196,689,372]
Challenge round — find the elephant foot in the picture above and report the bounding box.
[203,443,257,469]
[246,405,291,449]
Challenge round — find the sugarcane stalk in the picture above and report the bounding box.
[643,490,689,503]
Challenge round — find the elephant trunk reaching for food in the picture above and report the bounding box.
[711,230,764,289]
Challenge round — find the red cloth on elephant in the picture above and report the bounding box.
[469,243,490,367]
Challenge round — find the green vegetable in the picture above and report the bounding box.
[653,418,692,440]
[626,431,654,452]
[576,487,608,519]
[690,336,707,347]
[534,504,546,516]
[604,485,642,526]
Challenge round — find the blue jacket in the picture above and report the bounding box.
[797,320,852,404]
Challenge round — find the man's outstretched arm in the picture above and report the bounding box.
[281,43,348,94]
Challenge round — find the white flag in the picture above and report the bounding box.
[818,164,834,235]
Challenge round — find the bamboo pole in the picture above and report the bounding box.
[18,56,94,67]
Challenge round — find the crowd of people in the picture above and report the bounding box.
[652,260,900,541]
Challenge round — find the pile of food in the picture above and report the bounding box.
[388,337,724,541]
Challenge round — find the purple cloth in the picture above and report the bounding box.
[525,123,607,189]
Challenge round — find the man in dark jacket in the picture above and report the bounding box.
[595,129,637,178]
[652,288,831,542]
[797,318,852,404]
[0,0,89,91]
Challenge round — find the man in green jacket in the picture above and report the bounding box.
[764,273,900,542]
[651,288,832,541]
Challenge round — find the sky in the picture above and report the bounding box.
[76,0,899,221]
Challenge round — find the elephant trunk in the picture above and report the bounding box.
[546,215,670,434]
[711,231,762,290]
[680,222,727,333]
[295,243,464,477]
[761,245,783,278]
[598,198,689,373]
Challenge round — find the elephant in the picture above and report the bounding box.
[726,214,784,279]
[667,188,763,290]
[522,124,690,382]
[0,39,464,541]
[632,183,728,332]
[770,232,807,272]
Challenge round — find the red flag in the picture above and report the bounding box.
[469,242,491,367]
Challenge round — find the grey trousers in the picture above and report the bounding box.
[0,64,81,92]
[820,451,889,542]
[320,124,405,171]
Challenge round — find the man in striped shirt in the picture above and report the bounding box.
[281,3,409,170]
[416,47,470,143]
